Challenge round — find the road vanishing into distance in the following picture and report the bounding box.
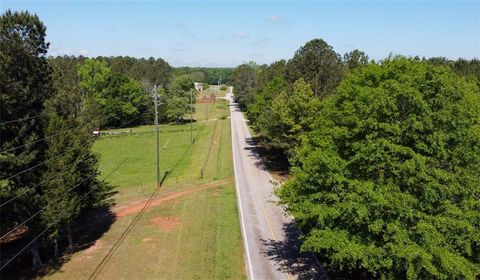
[227,89,328,280]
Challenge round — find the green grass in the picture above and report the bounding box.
[44,100,245,279]
[92,101,231,203]
[198,85,228,98]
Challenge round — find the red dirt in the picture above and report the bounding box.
[148,216,181,231]
[114,179,230,218]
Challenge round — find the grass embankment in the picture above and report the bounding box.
[44,100,245,279]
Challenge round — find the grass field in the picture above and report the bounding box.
[199,85,229,98]
[43,100,245,279]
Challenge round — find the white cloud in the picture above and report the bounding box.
[233,32,249,39]
[268,15,284,23]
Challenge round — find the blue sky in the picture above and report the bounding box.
[2,1,479,67]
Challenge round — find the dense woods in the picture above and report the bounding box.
[231,39,480,278]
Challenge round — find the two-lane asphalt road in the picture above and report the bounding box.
[227,89,327,280]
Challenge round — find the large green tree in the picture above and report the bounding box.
[78,59,148,127]
[162,74,195,123]
[0,10,54,268]
[229,64,257,107]
[278,58,480,279]
[286,39,344,98]
[344,49,369,70]
[256,78,319,157]
[41,60,112,258]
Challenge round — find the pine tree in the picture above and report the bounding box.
[0,10,54,268]
[41,54,113,258]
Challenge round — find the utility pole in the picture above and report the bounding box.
[190,89,193,144]
[205,102,208,121]
[153,85,160,188]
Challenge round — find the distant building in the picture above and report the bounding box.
[194,82,203,91]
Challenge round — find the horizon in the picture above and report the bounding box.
[2,1,479,67]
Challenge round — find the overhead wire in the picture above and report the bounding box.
[0,157,127,271]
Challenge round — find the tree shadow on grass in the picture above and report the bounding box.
[0,206,116,280]
[259,221,329,280]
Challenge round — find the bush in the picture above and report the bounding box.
[278,58,480,279]
[220,85,227,90]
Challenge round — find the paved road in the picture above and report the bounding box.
[227,89,328,280]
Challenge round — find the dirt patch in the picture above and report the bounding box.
[114,179,230,218]
[149,216,181,231]
[142,237,153,242]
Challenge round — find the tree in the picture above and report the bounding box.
[78,59,147,127]
[0,10,54,268]
[277,58,480,279]
[229,64,257,107]
[172,67,233,85]
[256,78,319,157]
[344,49,369,70]
[286,39,344,98]
[41,59,112,257]
[162,75,195,123]
[247,75,287,128]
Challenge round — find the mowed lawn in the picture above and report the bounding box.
[43,100,245,279]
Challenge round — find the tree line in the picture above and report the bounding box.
[230,39,480,279]
[173,67,233,85]
[49,55,197,127]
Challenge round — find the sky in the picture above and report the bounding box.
[1,1,479,67]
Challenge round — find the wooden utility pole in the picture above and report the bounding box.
[190,89,193,144]
[153,85,160,188]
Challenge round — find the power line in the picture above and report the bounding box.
[0,113,50,126]
[88,108,157,279]
[0,171,99,241]
[1,110,145,154]
[0,157,125,271]
[0,112,151,271]
[1,114,145,181]
[0,152,93,208]
[0,113,146,207]
[0,131,66,153]
[1,139,91,181]
[0,112,147,240]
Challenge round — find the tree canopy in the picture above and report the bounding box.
[78,59,148,127]
[0,10,53,251]
[277,58,480,279]
[286,39,344,98]
[229,64,258,108]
